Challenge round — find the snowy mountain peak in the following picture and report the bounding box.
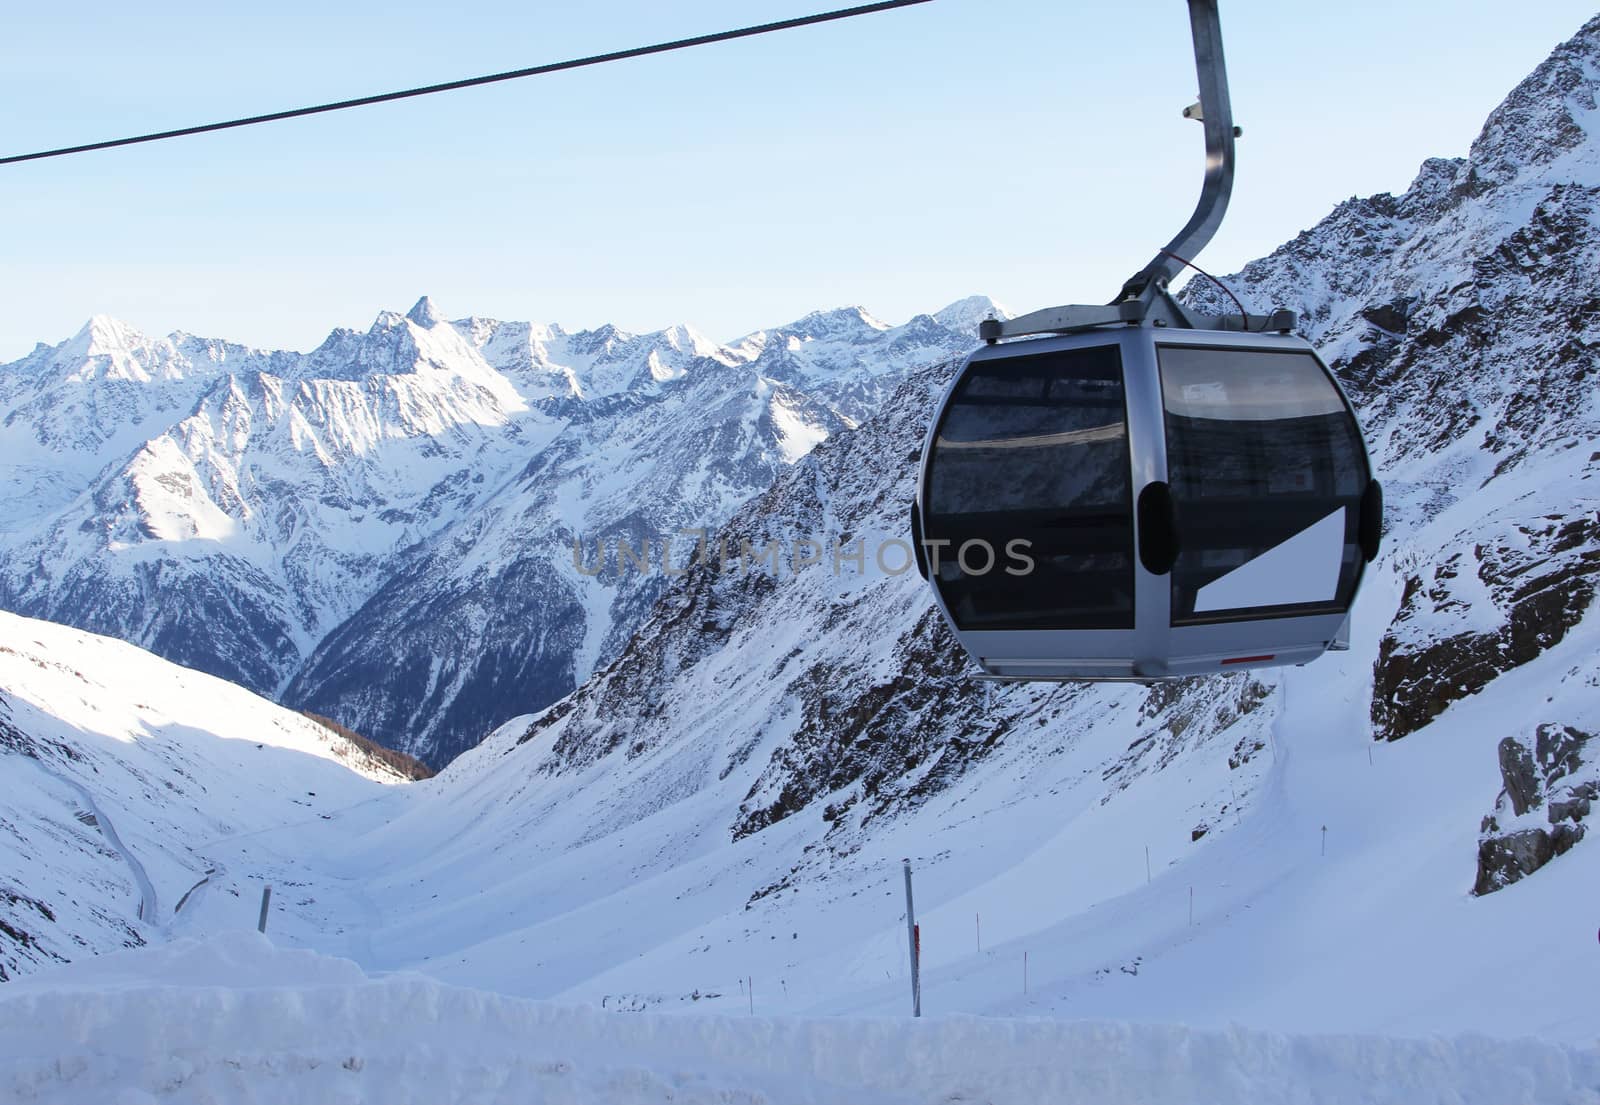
[659,321,729,361]
[931,294,1012,337]
[406,295,443,328]
[1400,156,1468,214]
[15,316,233,394]
[77,314,138,353]
[783,305,890,340]
[1468,12,1600,188]
[565,322,627,356]
[56,315,181,377]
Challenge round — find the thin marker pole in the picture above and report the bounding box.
[1145,845,1151,884]
[1188,886,1194,926]
[914,925,922,1015]
[902,859,920,1017]
[257,885,272,933]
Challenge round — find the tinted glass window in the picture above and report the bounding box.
[924,345,1134,631]
[1159,345,1368,625]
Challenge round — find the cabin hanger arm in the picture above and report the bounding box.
[980,0,1254,344]
[1118,0,1238,303]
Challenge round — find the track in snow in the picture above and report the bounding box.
[27,757,160,925]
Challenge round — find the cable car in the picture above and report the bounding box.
[910,0,1381,681]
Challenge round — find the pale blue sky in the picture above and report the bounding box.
[1,2,1595,359]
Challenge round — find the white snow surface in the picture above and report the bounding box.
[2,932,1595,1105]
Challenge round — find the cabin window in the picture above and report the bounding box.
[1158,345,1367,625]
[925,344,1135,631]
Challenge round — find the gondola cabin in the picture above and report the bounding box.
[911,326,1381,681]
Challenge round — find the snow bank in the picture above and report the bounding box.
[3,935,1595,1105]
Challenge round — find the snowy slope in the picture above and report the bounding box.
[206,364,1590,1044]
[0,296,1003,764]
[0,610,410,982]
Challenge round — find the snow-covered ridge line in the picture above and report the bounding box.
[0,294,1011,403]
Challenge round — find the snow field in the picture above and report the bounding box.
[3,933,1595,1105]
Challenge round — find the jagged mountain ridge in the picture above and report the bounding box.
[0,296,1005,764]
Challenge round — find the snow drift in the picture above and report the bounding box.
[2,932,1594,1105]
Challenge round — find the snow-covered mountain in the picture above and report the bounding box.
[0,610,413,983]
[0,296,1004,764]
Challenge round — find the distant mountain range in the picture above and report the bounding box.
[0,294,1004,764]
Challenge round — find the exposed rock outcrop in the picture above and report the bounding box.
[1474,723,1594,894]
[1499,737,1542,816]
[1372,516,1600,743]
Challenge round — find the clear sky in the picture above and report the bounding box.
[1,1,1595,360]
